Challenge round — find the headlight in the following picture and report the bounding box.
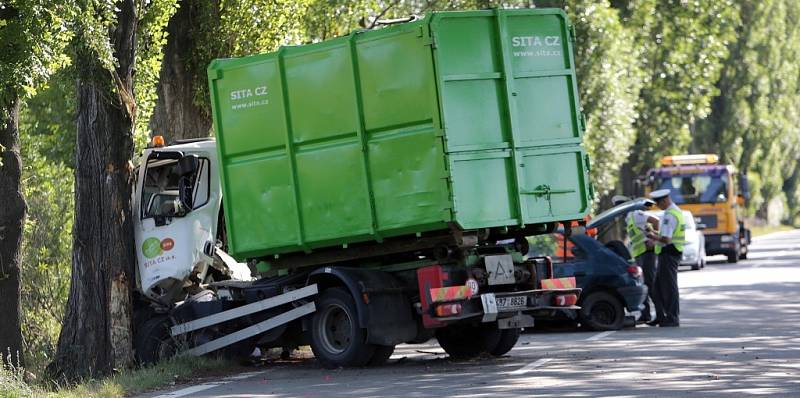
[720,235,734,242]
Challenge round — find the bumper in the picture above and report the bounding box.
[705,233,737,256]
[432,288,582,325]
[617,285,648,312]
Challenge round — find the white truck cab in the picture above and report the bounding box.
[132,138,244,305]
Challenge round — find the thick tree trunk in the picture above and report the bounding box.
[149,0,212,141]
[0,95,25,367]
[48,0,138,380]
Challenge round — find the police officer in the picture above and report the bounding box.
[646,189,685,327]
[612,196,659,323]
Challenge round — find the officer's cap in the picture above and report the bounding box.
[649,189,671,200]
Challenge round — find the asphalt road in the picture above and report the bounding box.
[141,230,800,398]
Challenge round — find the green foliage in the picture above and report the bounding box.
[621,0,739,175]
[695,0,800,217]
[17,69,76,167]
[135,0,179,142]
[565,0,643,198]
[0,0,76,105]
[17,127,74,373]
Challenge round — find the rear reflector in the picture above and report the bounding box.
[435,303,462,317]
[554,294,578,306]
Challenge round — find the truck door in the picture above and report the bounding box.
[134,150,216,303]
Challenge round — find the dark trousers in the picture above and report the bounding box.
[636,250,658,321]
[655,245,681,324]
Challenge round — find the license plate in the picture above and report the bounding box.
[496,295,527,310]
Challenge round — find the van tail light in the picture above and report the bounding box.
[435,303,462,317]
[554,294,578,306]
[627,265,642,278]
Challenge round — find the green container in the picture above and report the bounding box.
[208,8,591,261]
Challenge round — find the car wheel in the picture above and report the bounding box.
[579,291,625,331]
[436,324,501,359]
[691,261,701,271]
[490,328,521,357]
[311,287,375,368]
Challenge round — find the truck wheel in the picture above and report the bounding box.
[368,345,396,366]
[311,287,375,368]
[490,328,521,357]
[135,316,177,365]
[578,291,625,331]
[726,249,739,263]
[435,324,501,359]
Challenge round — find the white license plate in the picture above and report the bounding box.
[496,295,527,310]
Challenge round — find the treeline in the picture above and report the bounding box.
[0,0,798,380]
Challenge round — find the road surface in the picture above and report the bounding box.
[140,229,800,397]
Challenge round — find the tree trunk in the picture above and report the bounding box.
[148,0,212,141]
[48,0,138,380]
[0,95,25,367]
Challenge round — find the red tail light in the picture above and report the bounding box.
[554,294,578,306]
[627,265,642,278]
[435,303,462,317]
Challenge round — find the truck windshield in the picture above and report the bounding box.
[654,173,729,204]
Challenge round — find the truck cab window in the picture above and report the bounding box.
[141,157,209,219]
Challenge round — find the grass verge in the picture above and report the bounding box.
[750,224,794,237]
[1,356,235,398]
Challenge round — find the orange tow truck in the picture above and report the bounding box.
[643,154,751,263]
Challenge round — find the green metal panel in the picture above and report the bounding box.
[431,9,589,229]
[207,8,590,260]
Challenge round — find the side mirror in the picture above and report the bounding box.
[178,154,200,176]
[738,172,751,201]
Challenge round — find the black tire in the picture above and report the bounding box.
[490,328,521,357]
[727,249,739,263]
[135,316,177,365]
[435,324,501,359]
[691,261,701,271]
[605,240,631,261]
[368,345,396,366]
[578,291,625,331]
[311,287,375,368]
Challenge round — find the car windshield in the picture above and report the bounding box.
[654,173,729,204]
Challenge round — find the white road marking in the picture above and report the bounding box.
[150,371,264,398]
[507,358,552,375]
[151,383,222,398]
[585,330,615,341]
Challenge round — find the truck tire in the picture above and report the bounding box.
[727,248,739,263]
[311,287,375,368]
[135,316,176,365]
[435,324,501,359]
[578,291,625,331]
[368,345,396,366]
[490,328,521,357]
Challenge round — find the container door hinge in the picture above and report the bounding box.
[421,31,436,48]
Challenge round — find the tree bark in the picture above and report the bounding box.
[148,0,212,141]
[48,0,138,380]
[0,95,25,368]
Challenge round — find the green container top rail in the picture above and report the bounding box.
[208,8,592,261]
